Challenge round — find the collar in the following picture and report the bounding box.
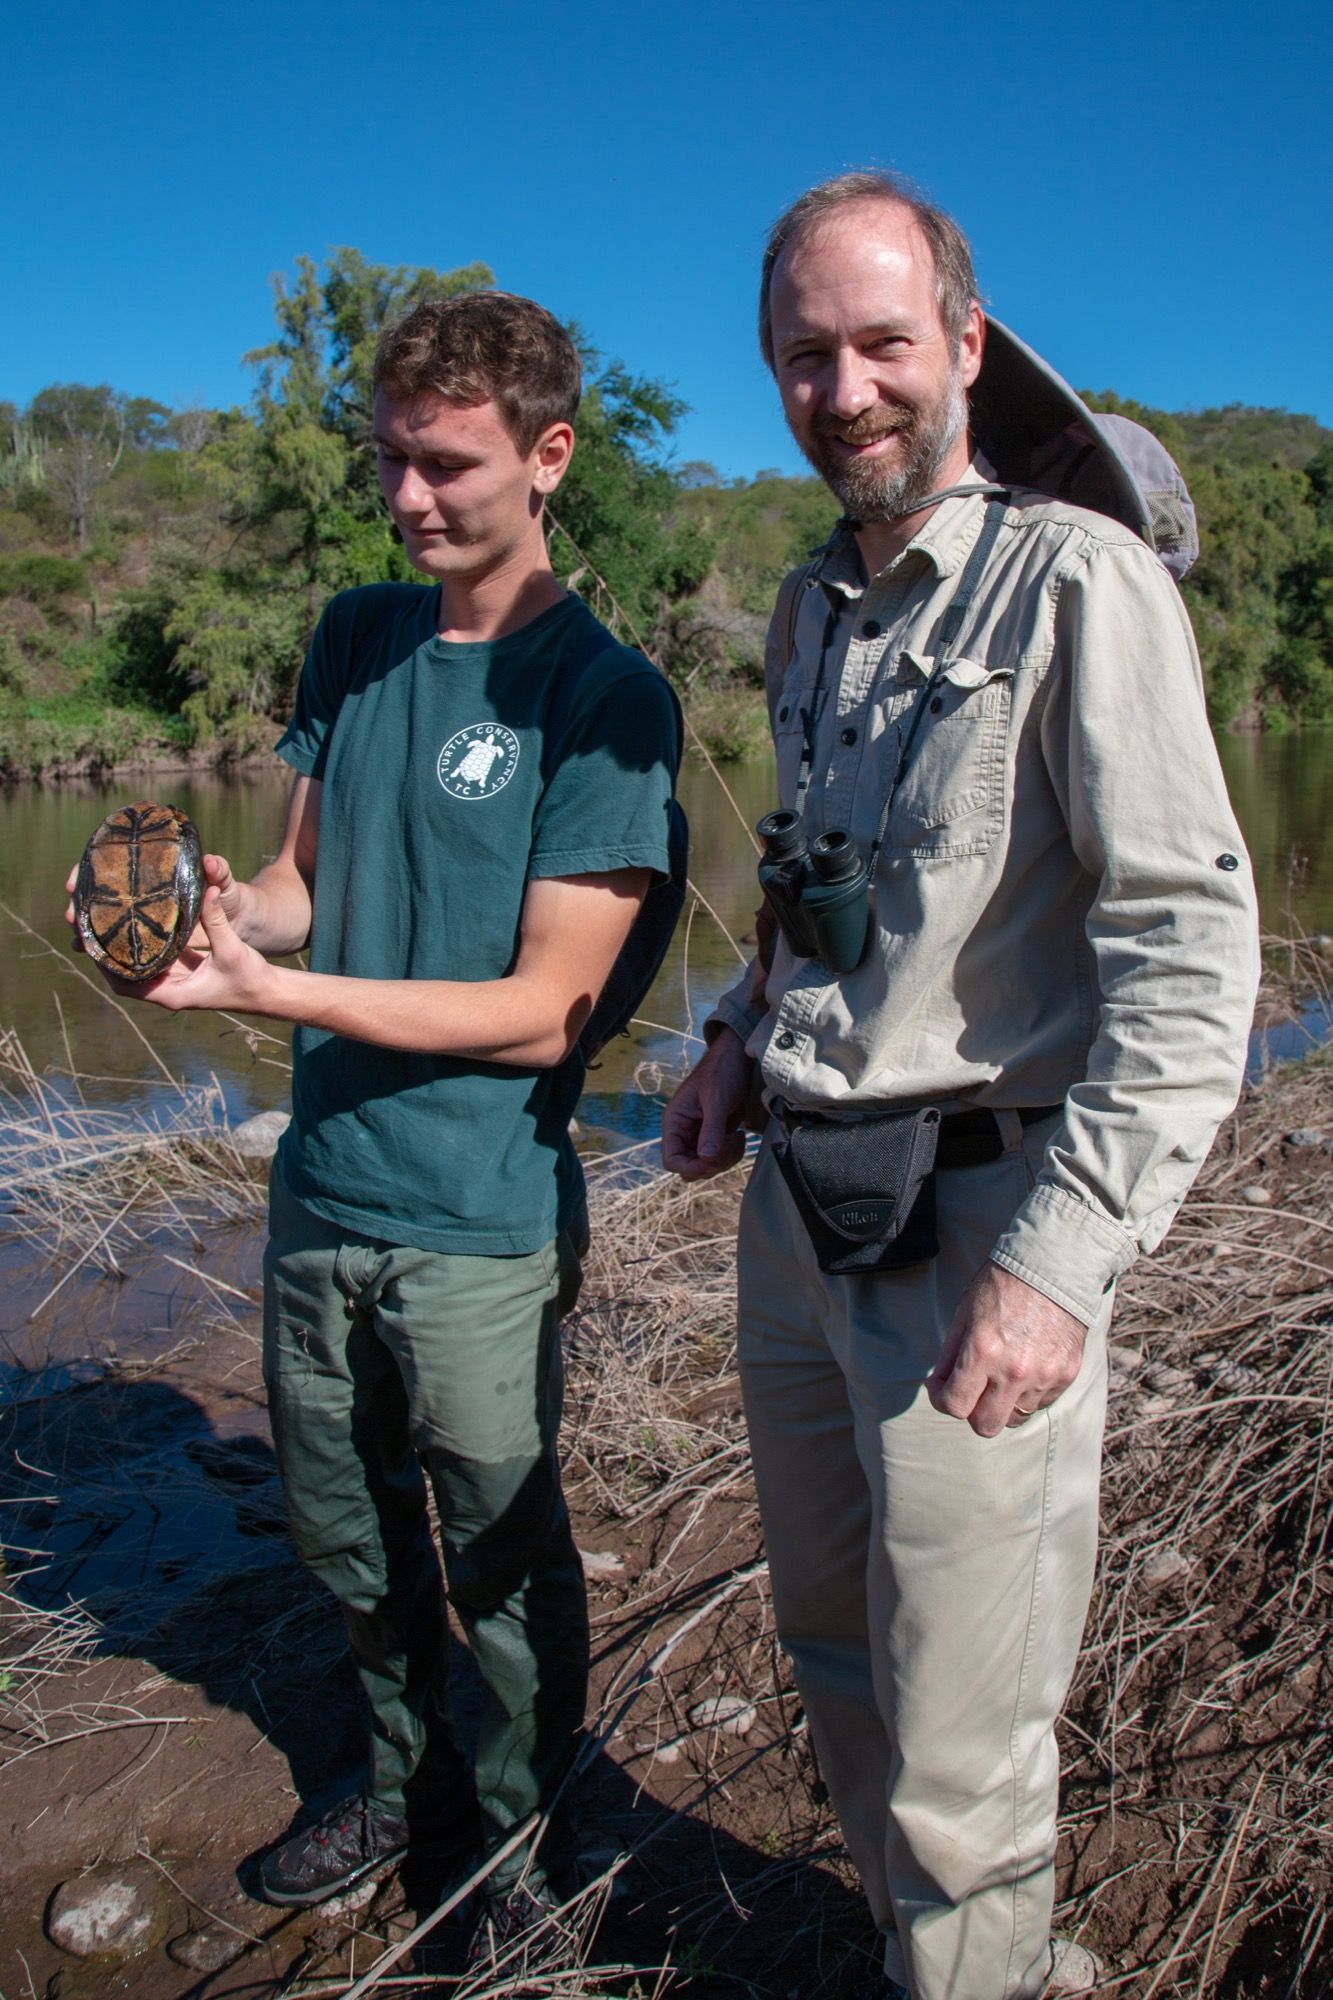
[811,453,1001,600]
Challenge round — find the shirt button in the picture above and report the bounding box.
[861,619,881,639]
[1216,852,1240,872]
[775,1030,797,1050]
[840,726,858,746]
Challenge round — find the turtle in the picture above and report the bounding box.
[74,801,205,982]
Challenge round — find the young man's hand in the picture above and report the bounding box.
[661,1027,754,1180]
[926,1262,1089,1437]
[190,851,254,941]
[103,887,275,1015]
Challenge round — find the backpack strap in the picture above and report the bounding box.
[773,558,823,676]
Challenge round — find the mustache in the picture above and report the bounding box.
[812,408,914,446]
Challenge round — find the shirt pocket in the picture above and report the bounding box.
[884,653,1015,859]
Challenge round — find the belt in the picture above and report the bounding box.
[772,1099,1064,1170]
[936,1104,1063,1170]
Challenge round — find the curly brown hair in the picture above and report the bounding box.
[374,292,582,455]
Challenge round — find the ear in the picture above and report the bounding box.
[533,421,575,495]
[959,303,985,390]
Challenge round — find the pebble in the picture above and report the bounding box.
[1284,1128,1326,1150]
[1242,1183,1273,1204]
[1108,1343,1144,1375]
[1143,1363,1192,1398]
[579,1547,625,1578]
[46,1862,168,1960]
[650,1740,683,1765]
[317,1875,379,1918]
[689,1694,757,1738]
[1203,1357,1262,1394]
[168,1925,246,1973]
[1141,1547,1192,1588]
[227,1109,292,1158]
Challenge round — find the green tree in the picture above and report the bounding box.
[548,351,713,637]
[26,383,127,548]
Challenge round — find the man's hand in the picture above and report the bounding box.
[661,1027,754,1180]
[108,887,275,1016]
[926,1262,1088,1438]
[188,851,254,941]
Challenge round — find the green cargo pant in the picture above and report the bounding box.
[262,1162,589,1887]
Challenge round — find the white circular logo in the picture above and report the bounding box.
[437,723,520,799]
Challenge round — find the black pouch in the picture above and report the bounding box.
[770,1104,941,1274]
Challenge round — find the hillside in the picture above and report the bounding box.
[2,255,1331,776]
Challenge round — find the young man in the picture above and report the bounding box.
[78,292,682,1937]
[663,176,1257,2000]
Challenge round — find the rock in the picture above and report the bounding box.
[227,1109,291,1158]
[1143,1362,1192,1399]
[650,1740,682,1765]
[168,1925,246,1974]
[317,1874,380,1918]
[1204,1357,1262,1395]
[1108,1343,1144,1376]
[1311,933,1333,961]
[579,1547,625,1578]
[1141,1547,1192,1589]
[46,1861,168,1960]
[1242,1183,1273,1205]
[1284,1128,1326,1151]
[689,1694,757,1738]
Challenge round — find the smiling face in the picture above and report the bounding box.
[769,199,983,521]
[373,390,572,585]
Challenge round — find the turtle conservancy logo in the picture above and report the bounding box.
[437,723,520,799]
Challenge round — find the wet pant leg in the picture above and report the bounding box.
[262,1165,459,1819]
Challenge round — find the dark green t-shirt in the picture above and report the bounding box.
[273,584,679,1253]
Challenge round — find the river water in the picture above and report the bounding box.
[1,733,1330,1143]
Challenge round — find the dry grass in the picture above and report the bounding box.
[3,940,1333,1995]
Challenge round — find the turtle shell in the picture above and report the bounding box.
[74,802,204,982]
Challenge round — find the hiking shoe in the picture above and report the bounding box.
[259,1794,409,1906]
[466,1880,577,1978]
[859,1936,1099,1998]
[1044,1934,1103,1994]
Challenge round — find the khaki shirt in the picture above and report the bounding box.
[712,477,1259,1325]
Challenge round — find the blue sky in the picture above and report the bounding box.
[3,0,1329,478]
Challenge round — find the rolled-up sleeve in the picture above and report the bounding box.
[988,541,1260,1324]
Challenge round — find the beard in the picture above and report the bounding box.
[798,369,969,521]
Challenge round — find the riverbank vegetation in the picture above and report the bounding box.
[2,248,1331,778]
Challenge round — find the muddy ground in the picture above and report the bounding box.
[3,1052,1333,1998]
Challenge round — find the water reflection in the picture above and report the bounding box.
[1214,731,1333,937]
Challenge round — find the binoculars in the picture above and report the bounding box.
[756,810,872,975]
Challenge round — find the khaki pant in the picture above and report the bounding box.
[737,1119,1109,2000]
[263,1163,590,1889]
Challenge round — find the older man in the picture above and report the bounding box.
[663,174,1257,1999]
